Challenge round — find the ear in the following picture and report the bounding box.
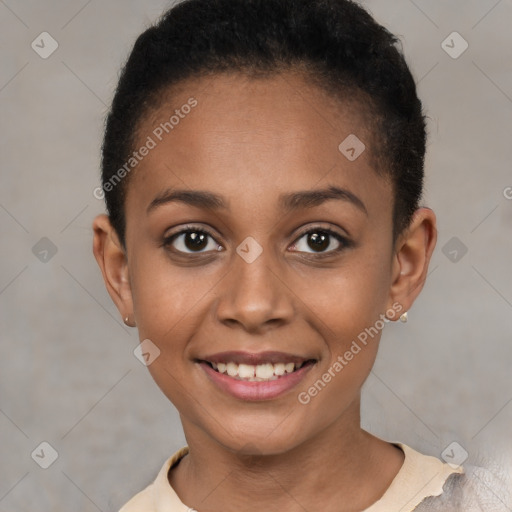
[92,214,134,323]
[386,207,437,318]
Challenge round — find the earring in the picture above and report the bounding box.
[399,312,408,323]
[123,316,135,326]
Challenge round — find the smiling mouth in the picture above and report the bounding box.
[201,360,316,382]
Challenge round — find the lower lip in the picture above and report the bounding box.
[199,361,315,401]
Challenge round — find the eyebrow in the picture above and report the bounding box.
[146,185,367,216]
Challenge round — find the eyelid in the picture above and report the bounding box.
[292,222,350,241]
[164,223,218,240]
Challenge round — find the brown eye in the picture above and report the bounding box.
[164,226,221,254]
[291,228,350,255]
[306,232,331,252]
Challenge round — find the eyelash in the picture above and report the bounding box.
[162,224,352,258]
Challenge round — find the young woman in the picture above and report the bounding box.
[92,0,508,510]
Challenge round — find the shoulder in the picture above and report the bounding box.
[365,443,463,511]
[119,483,156,512]
[118,446,190,512]
[367,442,510,512]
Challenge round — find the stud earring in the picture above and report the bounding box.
[399,312,408,323]
[123,316,135,326]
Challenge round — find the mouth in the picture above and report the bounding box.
[196,351,317,400]
[201,359,315,382]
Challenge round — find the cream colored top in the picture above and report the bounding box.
[119,443,464,512]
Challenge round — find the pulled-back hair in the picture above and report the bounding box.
[101,0,427,248]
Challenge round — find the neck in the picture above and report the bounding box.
[169,399,404,512]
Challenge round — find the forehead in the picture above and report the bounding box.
[126,71,391,218]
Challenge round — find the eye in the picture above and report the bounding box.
[290,227,351,256]
[163,224,351,257]
[163,225,221,254]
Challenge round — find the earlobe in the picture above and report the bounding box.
[92,214,134,322]
[386,208,437,318]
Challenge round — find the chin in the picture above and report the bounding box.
[206,417,307,457]
[223,436,300,457]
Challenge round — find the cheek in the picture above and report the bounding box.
[302,247,391,378]
[129,249,213,340]
[128,252,221,397]
[307,257,390,335]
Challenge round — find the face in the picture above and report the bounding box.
[96,71,433,455]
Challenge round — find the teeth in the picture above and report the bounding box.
[207,360,307,381]
[284,362,295,373]
[226,362,238,377]
[273,363,285,376]
[238,364,255,379]
[256,363,274,379]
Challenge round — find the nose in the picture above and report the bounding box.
[214,244,295,334]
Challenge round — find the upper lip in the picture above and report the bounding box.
[198,351,315,365]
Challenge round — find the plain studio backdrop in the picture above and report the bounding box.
[0,1,511,510]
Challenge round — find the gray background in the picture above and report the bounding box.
[1,0,511,510]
